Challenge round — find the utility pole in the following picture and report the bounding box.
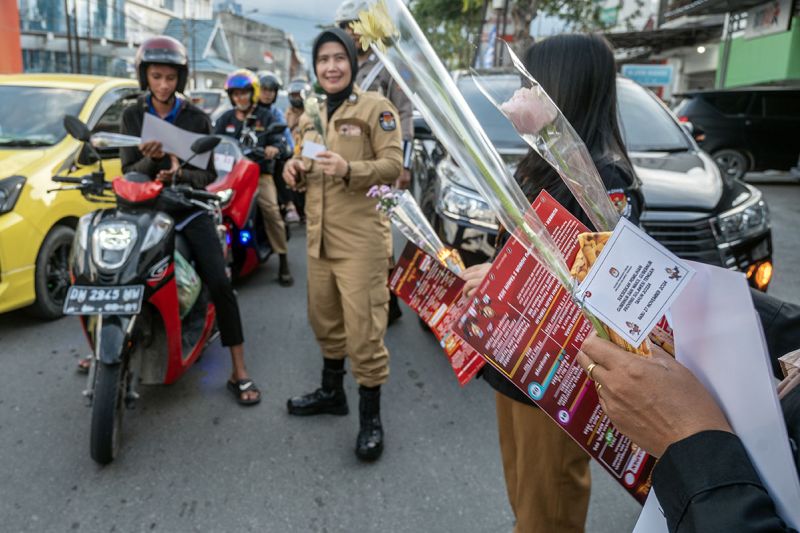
[86,0,93,74]
[73,0,81,73]
[64,0,75,73]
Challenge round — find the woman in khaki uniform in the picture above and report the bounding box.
[283,28,402,461]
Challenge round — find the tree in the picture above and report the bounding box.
[412,0,644,68]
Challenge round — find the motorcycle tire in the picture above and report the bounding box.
[90,361,128,465]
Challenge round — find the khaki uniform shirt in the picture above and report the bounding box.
[356,53,413,142]
[294,86,403,260]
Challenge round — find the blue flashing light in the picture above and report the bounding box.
[239,230,252,245]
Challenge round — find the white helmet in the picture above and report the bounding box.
[334,0,371,24]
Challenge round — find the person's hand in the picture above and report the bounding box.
[283,159,306,190]
[156,154,180,183]
[577,333,732,457]
[316,151,348,178]
[264,145,280,160]
[462,263,492,299]
[139,140,165,160]
[395,168,411,190]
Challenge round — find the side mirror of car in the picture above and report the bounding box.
[63,115,92,142]
[191,135,221,154]
[691,123,706,143]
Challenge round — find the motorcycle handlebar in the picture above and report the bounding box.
[52,175,83,184]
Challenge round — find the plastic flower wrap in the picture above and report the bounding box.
[353,0,610,339]
[369,185,464,275]
[90,132,141,149]
[474,41,621,233]
[303,96,326,141]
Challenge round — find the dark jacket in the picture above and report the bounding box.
[213,106,288,175]
[654,430,796,533]
[482,161,642,406]
[750,289,800,379]
[120,95,216,189]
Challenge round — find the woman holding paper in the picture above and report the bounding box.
[462,34,643,533]
[282,28,403,461]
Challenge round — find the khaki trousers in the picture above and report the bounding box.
[307,254,390,387]
[257,174,288,255]
[495,393,591,533]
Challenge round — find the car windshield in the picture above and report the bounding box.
[190,92,222,113]
[456,74,525,149]
[455,74,690,154]
[617,81,690,152]
[0,86,89,147]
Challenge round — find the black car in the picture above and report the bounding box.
[674,87,800,180]
[410,73,774,290]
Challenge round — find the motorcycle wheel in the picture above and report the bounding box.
[90,361,128,465]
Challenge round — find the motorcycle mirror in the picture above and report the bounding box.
[266,123,287,135]
[63,115,92,142]
[191,135,221,154]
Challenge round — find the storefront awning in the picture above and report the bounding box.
[605,24,723,52]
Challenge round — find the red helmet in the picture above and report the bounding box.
[135,36,189,93]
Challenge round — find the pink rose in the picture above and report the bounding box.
[500,87,557,135]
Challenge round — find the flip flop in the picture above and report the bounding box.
[227,379,261,406]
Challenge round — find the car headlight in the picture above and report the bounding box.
[0,176,26,215]
[141,213,173,252]
[92,221,138,270]
[436,158,498,230]
[715,190,769,244]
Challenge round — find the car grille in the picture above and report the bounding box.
[641,218,722,266]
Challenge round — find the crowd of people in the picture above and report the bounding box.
[88,0,800,530]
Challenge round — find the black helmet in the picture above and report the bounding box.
[258,71,282,92]
[135,36,189,93]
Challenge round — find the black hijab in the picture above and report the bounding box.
[312,27,359,118]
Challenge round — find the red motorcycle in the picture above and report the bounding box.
[55,116,225,464]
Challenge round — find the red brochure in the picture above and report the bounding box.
[455,191,656,503]
[389,243,485,386]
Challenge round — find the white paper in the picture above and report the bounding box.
[214,153,235,173]
[576,217,695,346]
[634,261,800,532]
[301,140,326,160]
[141,113,211,170]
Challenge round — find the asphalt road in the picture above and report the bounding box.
[0,177,797,533]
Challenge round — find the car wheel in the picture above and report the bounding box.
[26,225,74,319]
[713,149,749,181]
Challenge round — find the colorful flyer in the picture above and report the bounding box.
[455,191,656,503]
[389,243,485,386]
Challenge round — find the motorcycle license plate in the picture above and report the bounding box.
[63,285,144,316]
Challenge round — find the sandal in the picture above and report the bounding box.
[227,379,261,406]
[77,355,92,374]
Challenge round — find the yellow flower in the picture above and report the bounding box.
[350,0,398,53]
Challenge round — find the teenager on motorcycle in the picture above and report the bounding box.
[79,36,261,406]
[215,70,294,286]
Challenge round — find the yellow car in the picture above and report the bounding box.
[0,74,140,318]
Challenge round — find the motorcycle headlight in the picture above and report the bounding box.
[0,176,26,215]
[92,221,137,270]
[141,213,173,252]
[436,159,498,230]
[715,190,769,244]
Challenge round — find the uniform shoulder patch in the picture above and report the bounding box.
[607,188,632,218]
[379,111,397,131]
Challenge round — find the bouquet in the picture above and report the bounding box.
[351,0,612,341]
[369,185,465,275]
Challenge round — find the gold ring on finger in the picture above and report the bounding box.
[586,362,598,381]
[595,382,603,393]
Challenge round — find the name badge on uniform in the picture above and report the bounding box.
[225,124,236,134]
[379,111,397,131]
[338,124,363,136]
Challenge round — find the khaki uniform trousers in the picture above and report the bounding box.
[307,254,390,388]
[257,174,288,255]
[495,392,591,533]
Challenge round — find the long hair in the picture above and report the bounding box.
[515,34,636,200]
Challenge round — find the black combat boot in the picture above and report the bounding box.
[287,359,348,416]
[355,385,384,461]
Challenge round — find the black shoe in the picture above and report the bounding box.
[355,386,384,461]
[287,368,348,416]
[387,292,402,327]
